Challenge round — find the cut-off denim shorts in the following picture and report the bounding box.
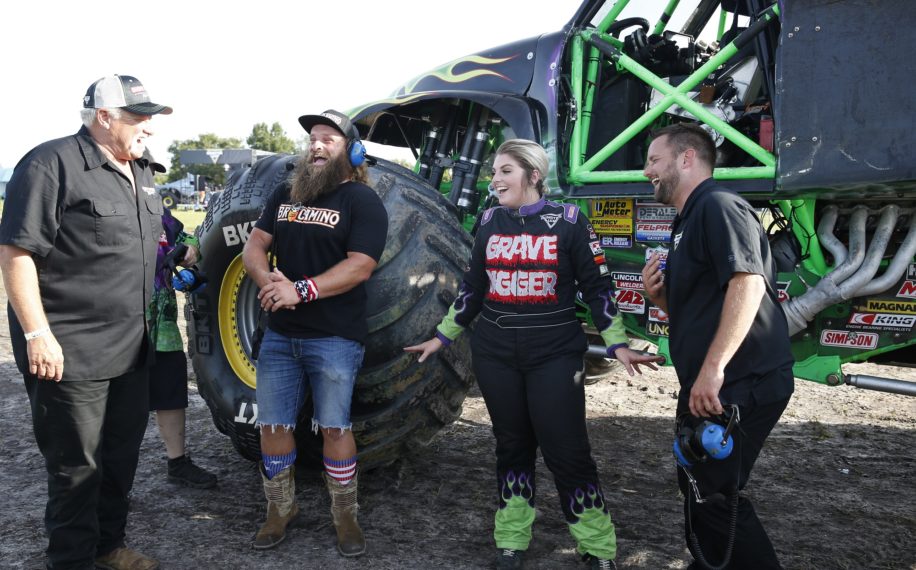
[255,328,365,433]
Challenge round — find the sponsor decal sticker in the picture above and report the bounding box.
[599,264,610,276]
[589,241,603,255]
[648,306,669,323]
[776,280,791,303]
[819,329,878,349]
[864,299,916,314]
[847,312,916,329]
[636,222,672,243]
[645,247,668,270]
[636,203,677,222]
[615,289,645,314]
[907,264,916,280]
[647,321,669,336]
[601,235,632,248]
[896,280,916,299]
[612,272,643,291]
[590,199,633,236]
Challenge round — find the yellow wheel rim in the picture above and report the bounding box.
[218,254,257,388]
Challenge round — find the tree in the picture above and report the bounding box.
[247,122,297,154]
[166,133,244,186]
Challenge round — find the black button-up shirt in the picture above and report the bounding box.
[0,126,161,380]
[665,178,794,405]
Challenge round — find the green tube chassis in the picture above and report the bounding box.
[349,0,916,393]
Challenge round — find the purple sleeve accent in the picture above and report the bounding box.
[563,203,579,224]
[481,208,495,226]
[606,343,628,357]
[435,331,452,347]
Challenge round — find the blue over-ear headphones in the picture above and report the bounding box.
[347,138,366,167]
[673,405,739,468]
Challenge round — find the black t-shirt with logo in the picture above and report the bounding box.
[254,181,388,343]
[665,178,794,406]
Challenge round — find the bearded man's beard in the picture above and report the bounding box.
[290,150,352,204]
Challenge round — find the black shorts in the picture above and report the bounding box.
[148,350,189,411]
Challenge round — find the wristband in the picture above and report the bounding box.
[605,343,628,358]
[294,277,320,304]
[24,326,51,341]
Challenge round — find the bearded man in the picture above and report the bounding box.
[242,109,388,557]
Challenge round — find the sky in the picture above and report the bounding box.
[0,0,674,169]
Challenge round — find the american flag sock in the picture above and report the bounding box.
[324,455,357,485]
[262,449,296,480]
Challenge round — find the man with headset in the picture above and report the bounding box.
[242,109,388,556]
[641,123,794,569]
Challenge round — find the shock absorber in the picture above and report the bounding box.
[456,123,491,219]
[417,126,440,181]
[449,106,484,207]
[428,103,460,190]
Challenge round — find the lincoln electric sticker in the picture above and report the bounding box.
[590,199,633,247]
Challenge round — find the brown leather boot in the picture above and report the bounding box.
[253,465,299,550]
[323,471,366,557]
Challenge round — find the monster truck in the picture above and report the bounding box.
[189,0,916,465]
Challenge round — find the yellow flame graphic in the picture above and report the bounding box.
[399,54,516,95]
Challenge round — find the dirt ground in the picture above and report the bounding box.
[1,288,914,570]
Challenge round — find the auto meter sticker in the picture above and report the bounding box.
[820,329,878,349]
[590,199,633,236]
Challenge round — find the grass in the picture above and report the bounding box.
[172,208,207,233]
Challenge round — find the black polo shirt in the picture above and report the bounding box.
[665,178,794,406]
[0,126,160,380]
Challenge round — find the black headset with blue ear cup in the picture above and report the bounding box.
[347,137,366,167]
[673,405,739,469]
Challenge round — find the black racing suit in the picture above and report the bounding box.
[436,199,627,560]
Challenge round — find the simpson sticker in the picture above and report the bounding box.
[636,203,677,222]
[820,330,878,349]
[615,289,645,314]
[647,321,669,336]
[612,272,643,291]
[896,280,916,299]
[648,306,669,323]
[601,236,633,248]
[848,312,916,329]
[864,299,916,314]
[636,222,672,243]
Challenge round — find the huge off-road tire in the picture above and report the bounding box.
[186,155,475,468]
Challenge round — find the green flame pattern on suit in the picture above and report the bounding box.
[567,484,617,560]
[493,470,536,551]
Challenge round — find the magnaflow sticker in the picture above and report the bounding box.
[820,329,879,350]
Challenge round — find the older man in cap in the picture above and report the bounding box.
[242,109,388,556]
[0,74,171,570]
